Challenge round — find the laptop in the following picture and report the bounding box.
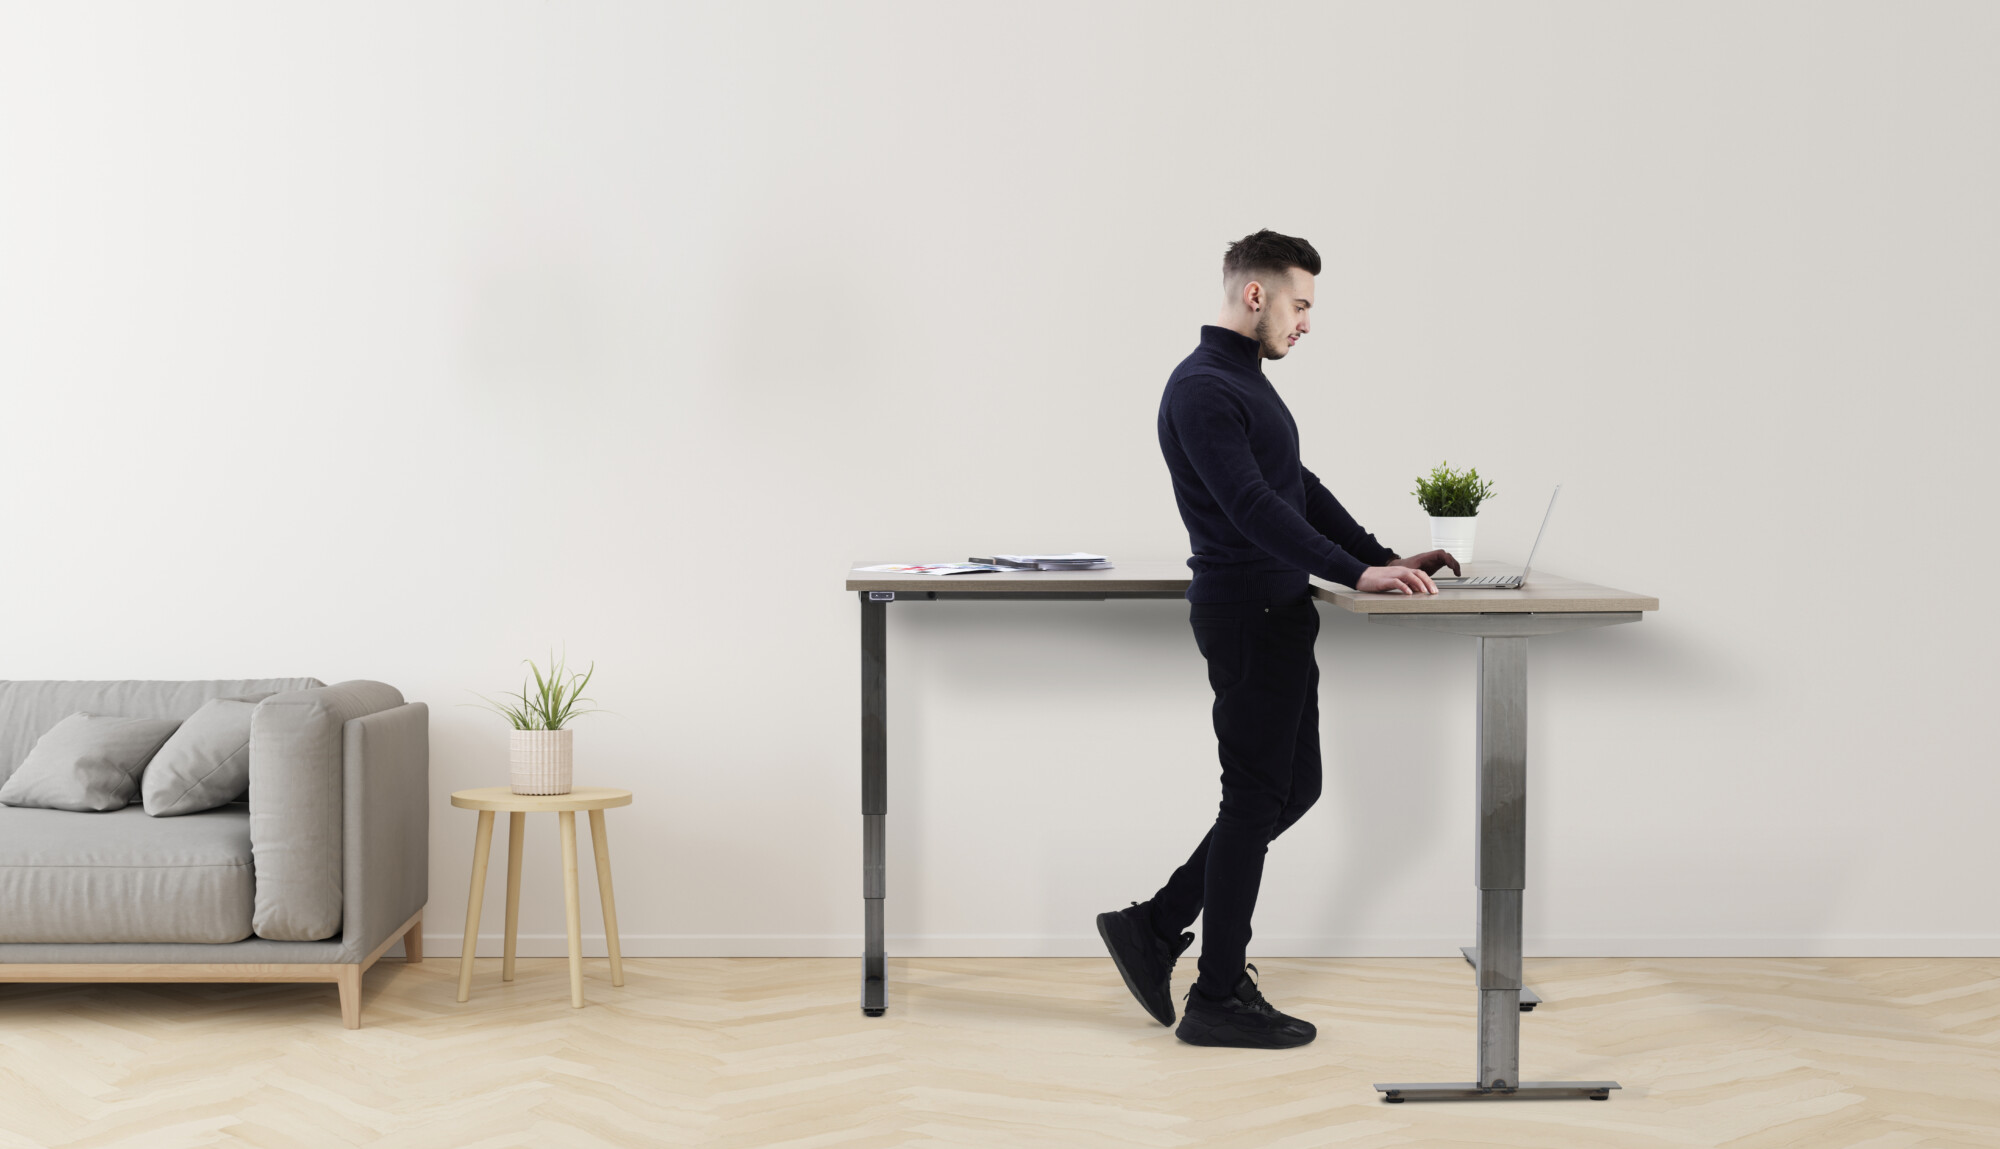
[1430,485,1561,589]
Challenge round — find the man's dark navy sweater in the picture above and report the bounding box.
[1159,325,1396,604]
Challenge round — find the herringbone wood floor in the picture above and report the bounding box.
[1,956,1995,1148]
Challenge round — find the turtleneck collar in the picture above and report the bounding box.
[1198,324,1264,370]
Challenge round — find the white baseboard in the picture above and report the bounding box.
[416,934,2000,959]
[1511,936,2000,957]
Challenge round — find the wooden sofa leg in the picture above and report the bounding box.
[404,915,424,963]
[337,966,363,1029]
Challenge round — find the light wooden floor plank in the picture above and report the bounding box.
[1,957,1995,1148]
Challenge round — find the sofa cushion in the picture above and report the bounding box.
[0,805,255,943]
[249,680,405,941]
[141,696,271,817]
[0,714,181,812]
[0,680,323,786]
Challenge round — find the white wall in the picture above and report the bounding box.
[2,3,1994,959]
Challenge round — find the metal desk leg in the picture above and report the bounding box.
[1460,948,1541,1010]
[861,592,888,1016]
[1376,635,1619,1104]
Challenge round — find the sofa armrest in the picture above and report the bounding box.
[341,702,429,962]
[249,680,405,940]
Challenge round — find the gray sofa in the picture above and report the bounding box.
[0,679,428,1027]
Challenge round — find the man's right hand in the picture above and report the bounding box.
[1356,565,1440,595]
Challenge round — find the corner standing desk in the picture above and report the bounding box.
[845,559,1657,1104]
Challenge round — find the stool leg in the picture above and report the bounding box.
[589,808,624,988]
[503,811,526,982]
[559,810,584,1008]
[457,810,496,1003]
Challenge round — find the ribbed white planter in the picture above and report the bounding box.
[510,729,574,795]
[1429,516,1479,565]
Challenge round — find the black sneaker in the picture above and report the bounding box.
[1095,901,1195,1026]
[1174,964,1317,1049]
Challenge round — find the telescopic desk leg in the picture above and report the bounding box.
[1375,633,1619,1104]
[1476,636,1528,1091]
[861,592,888,1016]
[1460,947,1541,1010]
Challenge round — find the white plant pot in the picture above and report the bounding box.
[510,728,574,795]
[1429,516,1478,565]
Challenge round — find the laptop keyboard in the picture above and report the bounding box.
[1447,575,1515,587]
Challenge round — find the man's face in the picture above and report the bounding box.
[1252,267,1315,359]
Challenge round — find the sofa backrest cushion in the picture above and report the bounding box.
[249,679,405,941]
[0,680,324,786]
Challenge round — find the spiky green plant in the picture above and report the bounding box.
[1413,461,1497,517]
[471,650,600,731]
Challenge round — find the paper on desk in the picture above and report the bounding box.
[990,553,1108,565]
[855,564,1006,576]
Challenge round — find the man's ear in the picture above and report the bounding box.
[1242,279,1264,312]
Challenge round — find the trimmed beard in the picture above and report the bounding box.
[1253,309,1288,359]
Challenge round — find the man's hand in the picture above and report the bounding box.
[1390,549,1461,578]
[1357,565,1440,595]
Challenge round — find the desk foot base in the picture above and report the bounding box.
[1376,1081,1619,1103]
[862,976,885,1017]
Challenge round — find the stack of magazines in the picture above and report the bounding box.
[967,553,1113,571]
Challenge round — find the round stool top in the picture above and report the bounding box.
[450,786,633,813]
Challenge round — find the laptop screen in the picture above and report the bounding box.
[1518,485,1562,581]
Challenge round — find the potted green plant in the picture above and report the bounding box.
[474,652,599,795]
[1413,462,1496,564]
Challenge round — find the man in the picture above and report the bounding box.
[1096,229,1459,1049]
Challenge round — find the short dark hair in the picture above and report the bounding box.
[1222,229,1321,283]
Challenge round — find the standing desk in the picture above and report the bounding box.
[846,560,1193,1019]
[846,559,1657,1104]
[1320,562,1658,1102]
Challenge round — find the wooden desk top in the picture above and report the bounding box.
[1316,561,1658,615]
[846,559,1193,595]
[847,559,1657,614]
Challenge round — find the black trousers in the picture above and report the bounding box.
[1149,594,1322,996]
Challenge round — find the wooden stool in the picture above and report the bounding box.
[450,786,632,1008]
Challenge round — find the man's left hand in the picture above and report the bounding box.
[1391,550,1461,577]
